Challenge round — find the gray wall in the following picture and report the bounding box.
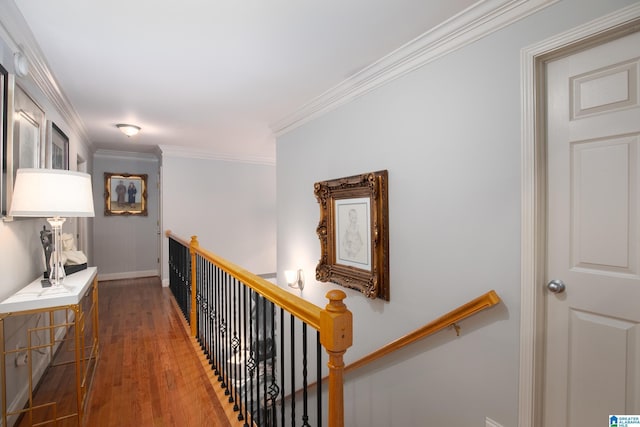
[160,153,276,283]
[275,1,638,425]
[0,30,94,422]
[92,152,160,280]
[0,42,94,297]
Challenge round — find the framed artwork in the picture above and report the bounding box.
[13,84,45,171]
[48,121,69,170]
[3,82,43,218]
[314,170,389,300]
[104,172,148,216]
[0,64,9,217]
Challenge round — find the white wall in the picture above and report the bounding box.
[160,152,276,283]
[92,152,160,280]
[275,1,637,425]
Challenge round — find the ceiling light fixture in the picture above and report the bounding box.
[116,124,141,137]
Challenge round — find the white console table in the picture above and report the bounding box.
[0,267,99,426]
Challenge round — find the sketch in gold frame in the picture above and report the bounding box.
[104,172,148,216]
[314,170,389,300]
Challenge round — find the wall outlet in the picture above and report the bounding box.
[15,345,28,367]
[486,417,504,427]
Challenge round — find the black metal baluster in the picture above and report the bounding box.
[229,277,238,411]
[232,277,239,409]
[208,261,214,364]
[317,330,322,427]
[177,239,181,310]
[181,240,186,313]
[225,271,230,392]
[248,289,256,425]
[268,300,278,427]
[201,257,206,350]
[216,267,223,382]
[212,266,219,376]
[183,244,188,322]
[280,308,285,425]
[302,323,309,427]
[213,263,217,370]
[262,296,268,425]
[226,273,233,401]
[187,244,191,318]
[239,283,246,424]
[256,295,262,427]
[202,258,206,356]
[197,256,203,349]
[290,314,296,427]
[207,263,215,366]
[209,264,216,371]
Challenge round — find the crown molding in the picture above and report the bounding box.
[158,145,275,166]
[0,0,91,147]
[94,149,161,162]
[271,0,558,136]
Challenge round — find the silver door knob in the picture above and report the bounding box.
[547,279,566,294]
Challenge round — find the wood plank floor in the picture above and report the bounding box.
[89,277,233,426]
[18,276,233,427]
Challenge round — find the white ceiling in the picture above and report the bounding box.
[12,1,480,161]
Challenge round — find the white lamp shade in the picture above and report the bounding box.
[284,270,297,284]
[9,168,95,217]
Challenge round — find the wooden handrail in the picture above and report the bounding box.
[165,230,323,329]
[344,290,500,373]
[282,289,501,404]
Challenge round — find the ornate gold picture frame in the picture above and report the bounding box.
[314,170,389,300]
[104,172,148,216]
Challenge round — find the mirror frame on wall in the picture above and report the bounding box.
[2,79,46,220]
[0,64,13,219]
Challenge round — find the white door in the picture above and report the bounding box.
[544,30,640,426]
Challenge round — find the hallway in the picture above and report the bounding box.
[88,277,232,426]
[18,276,233,427]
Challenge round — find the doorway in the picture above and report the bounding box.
[519,5,640,427]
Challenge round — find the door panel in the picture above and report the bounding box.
[571,137,637,274]
[567,311,640,426]
[544,30,640,426]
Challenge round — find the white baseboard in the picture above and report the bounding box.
[486,417,505,427]
[97,269,159,282]
[161,278,170,287]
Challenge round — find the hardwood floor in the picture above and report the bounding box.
[18,276,233,427]
[88,277,232,426]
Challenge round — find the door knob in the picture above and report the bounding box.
[547,279,566,294]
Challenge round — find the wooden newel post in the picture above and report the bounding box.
[320,290,352,427]
[189,235,199,337]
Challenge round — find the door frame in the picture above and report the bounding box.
[518,4,640,426]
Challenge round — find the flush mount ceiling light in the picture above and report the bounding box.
[116,124,141,137]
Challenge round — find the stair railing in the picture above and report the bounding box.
[166,231,501,425]
[166,231,352,427]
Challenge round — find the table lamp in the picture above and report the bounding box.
[9,168,95,286]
